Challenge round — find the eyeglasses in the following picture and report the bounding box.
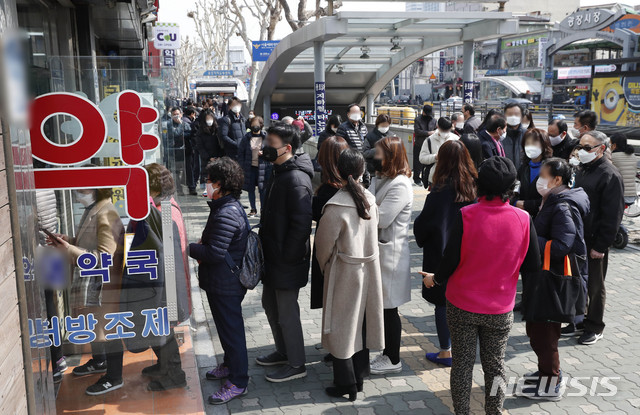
[575,144,601,152]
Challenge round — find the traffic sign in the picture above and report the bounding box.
[203,70,233,77]
[252,41,280,62]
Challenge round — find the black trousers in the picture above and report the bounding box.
[152,330,185,383]
[91,340,123,382]
[185,145,200,190]
[584,248,608,334]
[44,290,63,371]
[382,308,401,365]
[206,290,249,388]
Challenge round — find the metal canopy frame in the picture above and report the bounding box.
[252,11,519,112]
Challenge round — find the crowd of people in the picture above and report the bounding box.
[55,94,633,413]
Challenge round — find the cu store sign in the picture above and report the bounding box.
[30,91,160,220]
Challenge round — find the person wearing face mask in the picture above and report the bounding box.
[218,96,245,160]
[477,110,507,160]
[368,137,413,376]
[451,112,465,137]
[363,114,392,174]
[245,110,256,130]
[256,122,314,383]
[337,103,370,186]
[520,158,589,401]
[514,129,553,217]
[571,131,624,345]
[317,115,342,154]
[521,109,535,131]
[189,158,250,404]
[503,102,526,170]
[572,110,597,139]
[413,104,438,186]
[47,187,126,395]
[419,117,459,187]
[195,109,224,191]
[167,106,191,195]
[548,119,578,160]
[238,116,272,217]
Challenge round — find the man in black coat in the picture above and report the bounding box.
[462,103,481,134]
[257,122,314,382]
[573,130,624,345]
[413,104,437,185]
[218,96,246,160]
[548,119,578,160]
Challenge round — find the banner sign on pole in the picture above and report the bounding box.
[439,51,445,82]
[252,41,280,62]
[463,81,474,104]
[162,49,175,67]
[314,82,327,136]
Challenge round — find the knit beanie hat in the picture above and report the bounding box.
[477,156,517,196]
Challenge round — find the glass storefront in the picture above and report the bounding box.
[1,0,204,413]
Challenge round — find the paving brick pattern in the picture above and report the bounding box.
[178,186,640,415]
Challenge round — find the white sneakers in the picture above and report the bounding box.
[370,353,402,375]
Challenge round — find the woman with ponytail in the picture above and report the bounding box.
[368,136,414,375]
[315,148,385,401]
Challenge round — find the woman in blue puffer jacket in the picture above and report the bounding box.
[189,157,250,405]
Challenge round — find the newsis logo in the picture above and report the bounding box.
[490,375,620,398]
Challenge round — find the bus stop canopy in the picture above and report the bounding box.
[253,11,519,114]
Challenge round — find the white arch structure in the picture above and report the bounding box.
[252,11,519,121]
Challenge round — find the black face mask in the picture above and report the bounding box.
[372,158,383,172]
[262,145,285,163]
[251,125,261,133]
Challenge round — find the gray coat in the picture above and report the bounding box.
[369,174,413,308]
[316,189,384,358]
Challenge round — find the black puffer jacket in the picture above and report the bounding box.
[515,160,545,217]
[362,127,388,174]
[552,135,579,160]
[336,120,367,151]
[574,157,624,252]
[195,125,224,160]
[189,196,248,296]
[218,112,246,159]
[259,154,314,290]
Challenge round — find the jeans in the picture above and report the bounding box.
[261,284,306,367]
[435,304,451,350]
[247,166,262,211]
[206,290,249,388]
[382,308,402,365]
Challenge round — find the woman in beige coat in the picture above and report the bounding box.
[49,188,125,395]
[316,149,384,401]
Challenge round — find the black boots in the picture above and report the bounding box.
[325,384,358,401]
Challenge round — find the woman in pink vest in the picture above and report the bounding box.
[422,156,540,415]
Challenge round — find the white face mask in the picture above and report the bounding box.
[499,130,507,141]
[524,145,542,160]
[206,183,218,200]
[231,106,241,114]
[378,126,390,134]
[578,148,598,164]
[536,177,550,197]
[549,134,564,146]
[456,122,465,130]
[521,122,530,129]
[75,191,95,207]
[206,119,214,126]
[569,128,581,138]
[506,115,521,126]
[349,112,361,122]
[569,157,581,167]
[331,127,338,133]
[248,114,255,119]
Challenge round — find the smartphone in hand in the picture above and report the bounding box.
[41,227,64,246]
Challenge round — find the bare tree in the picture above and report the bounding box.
[186,0,234,69]
[167,37,201,98]
[279,0,342,31]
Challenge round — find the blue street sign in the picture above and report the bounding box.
[545,71,554,79]
[203,70,233,77]
[486,69,508,76]
[252,41,280,62]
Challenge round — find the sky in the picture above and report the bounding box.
[158,0,640,64]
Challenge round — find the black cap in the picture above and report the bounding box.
[478,156,517,196]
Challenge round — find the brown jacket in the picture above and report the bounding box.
[316,189,384,359]
[68,198,124,342]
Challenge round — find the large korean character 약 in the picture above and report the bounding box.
[65,314,99,344]
[28,317,61,348]
[77,252,113,283]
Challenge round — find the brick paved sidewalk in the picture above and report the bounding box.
[178,187,640,415]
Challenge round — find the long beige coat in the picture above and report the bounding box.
[315,189,384,359]
[68,198,125,342]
